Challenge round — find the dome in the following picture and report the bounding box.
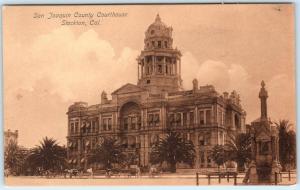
[147,14,167,31]
[145,14,172,39]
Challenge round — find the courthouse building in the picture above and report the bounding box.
[66,15,246,170]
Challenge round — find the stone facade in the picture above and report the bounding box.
[66,15,246,170]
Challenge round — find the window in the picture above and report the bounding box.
[234,114,240,128]
[166,65,168,74]
[102,119,107,131]
[86,122,91,133]
[206,110,211,124]
[108,118,112,131]
[175,113,181,126]
[151,41,155,47]
[199,135,204,146]
[158,65,162,73]
[91,121,96,132]
[158,41,161,48]
[154,114,160,126]
[75,122,79,133]
[70,123,74,134]
[137,116,141,129]
[190,112,194,125]
[164,41,168,48]
[218,109,222,125]
[148,114,153,127]
[147,80,150,84]
[205,133,211,145]
[124,118,128,130]
[183,112,187,126]
[200,111,205,125]
[151,30,155,35]
[131,117,136,129]
[168,114,175,127]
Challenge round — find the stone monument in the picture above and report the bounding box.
[247,81,281,184]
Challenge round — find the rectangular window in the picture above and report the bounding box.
[131,117,136,129]
[200,111,205,125]
[183,112,187,126]
[137,116,141,129]
[176,113,181,126]
[70,123,74,134]
[190,112,194,125]
[168,114,175,127]
[158,41,161,48]
[164,41,168,48]
[75,122,79,133]
[154,114,160,127]
[102,119,107,131]
[218,109,222,125]
[206,110,211,124]
[148,114,153,127]
[199,135,204,146]
[205,134,211,145]
[124,118,128,130]
[151,41,155,47]
[108,118,112,131]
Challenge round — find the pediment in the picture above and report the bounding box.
[112,83,145,95]
[256,127,271,140]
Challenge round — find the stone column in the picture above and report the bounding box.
[194,106,198,125]
[194,131,200,170]
[144,134,149,166]
[152,56,155,75]
[174,59,177,75]
[179,59,181,77]
[141,110,144,129]
[138,63,140,79]
[140,135,145,166]
[163,56,166,75]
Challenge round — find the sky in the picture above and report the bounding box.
[3,4,296,148]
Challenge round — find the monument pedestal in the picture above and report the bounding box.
[248,161,258,184]
[270,160,282,183]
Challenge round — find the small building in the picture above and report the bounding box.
[66,14,246,170]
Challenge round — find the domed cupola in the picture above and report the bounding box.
[137,14,182,94]
[144,14,173,50]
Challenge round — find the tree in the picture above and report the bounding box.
[150,131,195,173]
[27,137,66,173]
[287,130,296,169]
[210,145,227,171]
[275,120,296,171]
[4,140,27,175]
[89,137,126,170]
[225,133,252,172]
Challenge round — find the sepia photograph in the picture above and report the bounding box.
[2,3,297,186]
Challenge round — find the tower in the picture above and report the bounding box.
[137,14,182,94]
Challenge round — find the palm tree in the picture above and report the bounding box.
[275,119,295,171]
[27,137,66,173]
[150,131,195,173]
[88,137,126,170]
[224,133,252,172]
[210,144,227,171]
